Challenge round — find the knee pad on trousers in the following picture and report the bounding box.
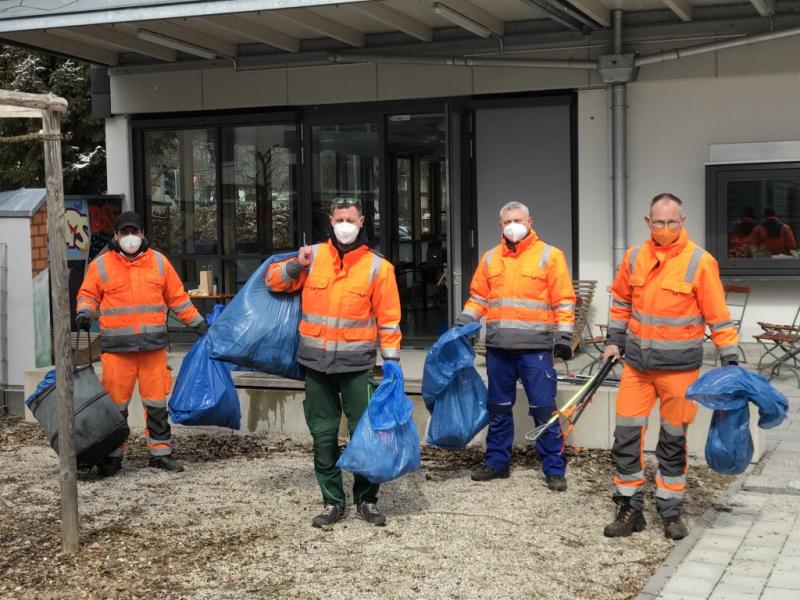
[488,403,513,416]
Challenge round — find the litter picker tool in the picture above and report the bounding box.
[525,356,619,443]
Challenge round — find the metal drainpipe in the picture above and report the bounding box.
[611,9,628,272]
[0,243,7,414]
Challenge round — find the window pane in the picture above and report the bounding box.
[311,123,380,244]
[420,160,431,236]
[144,129,217,254]
[221,124,298,255]
[727,180,800,259]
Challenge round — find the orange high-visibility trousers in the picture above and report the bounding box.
[101,349,173,457]
[612,363,699,518]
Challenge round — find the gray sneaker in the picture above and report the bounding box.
[357,501,387,527]
[312,503,344,528]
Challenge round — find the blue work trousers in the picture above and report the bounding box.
[485,348,565,476]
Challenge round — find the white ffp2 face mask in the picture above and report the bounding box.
[503,222,528,243]
[333,222,359,245]
[119,234,143,254]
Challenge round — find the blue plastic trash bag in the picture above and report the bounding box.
[705,407,754,475]
[336,361,421,483]
[687,366,788,428]
[25,369,56,407]
[422,323,489,449]
[207,251,302,380]
[168,305,240,429]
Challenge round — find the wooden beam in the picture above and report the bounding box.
[194,14,300,53]
[661,0,693,22]
[276,8,365,47]
[750,0,775,17]
[1,31,119,65]
[438,0,504,36]
[0,89,67,113]
[349,3,433,42]
[51,26,178,62]
[562,0,611,28]
[132,21,237,57]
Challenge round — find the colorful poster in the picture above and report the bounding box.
[64,198,90,261]
[86,196,122,260]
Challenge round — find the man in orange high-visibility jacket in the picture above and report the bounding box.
[456,201,576,491]
[76,211,206,477]
[603,193,739,540]
[267,197,401,529]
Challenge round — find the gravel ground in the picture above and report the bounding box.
[0,415,731,600]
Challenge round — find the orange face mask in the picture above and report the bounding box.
[651,227,681,246]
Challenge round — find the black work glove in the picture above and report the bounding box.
[193,320,209,337]
[75,313,91,332]
[553,343,573,361]
[722,358,738,367]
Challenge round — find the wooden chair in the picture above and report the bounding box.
[755,305,800,387]
[705,284,751,364]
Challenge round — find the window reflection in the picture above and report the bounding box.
[727,180,799,259]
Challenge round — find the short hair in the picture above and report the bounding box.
[764,206,777,218]
[329,197,363,215]
[650,193,682,208]
[499,201,530,219]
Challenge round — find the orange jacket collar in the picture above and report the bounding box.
[501,228,539,256]
[325,238,371,270]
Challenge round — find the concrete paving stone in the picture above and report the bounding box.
[726,493,769,515]
[755,511,798,525]
[744,475,785,489]
[717,574,767,595]
[742,532,788,549]
[781,544,800,558]
[660,575,718,598]
[767,570,800,590]
[714,513,755,528]
[708,524,752,539]
[686,547,736,565]
[750,521,791,535]
[694,534,746,554]
[675,560,727,582]
[723,559,774,579]
[761,587,800,600]
[734,545,781,563]
[774,555,800,572]
[707,584,761,600]
[658,594,705,600]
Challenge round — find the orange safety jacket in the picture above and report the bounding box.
[76,247,204,353]
[607,229,739,371]
[266,240,402,374]
[457,230,576,350]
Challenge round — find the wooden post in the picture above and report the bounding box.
[41,106,79,553]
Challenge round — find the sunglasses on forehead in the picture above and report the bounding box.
[331,197,362,208]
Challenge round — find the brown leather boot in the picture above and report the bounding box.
[603,502,646,538]
[664,516,689,540]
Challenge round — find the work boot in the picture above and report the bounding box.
[603,502,646,538]
[471,465,510,481]
[357,501,387,527]
[546,474,567,492]
[312,503,344,528]
[97,456,122,478]
[664,516,689,540]
[148,455,185,473]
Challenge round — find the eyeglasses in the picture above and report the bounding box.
[650,220,682,230]
[331,197,362,209]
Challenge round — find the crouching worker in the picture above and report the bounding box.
[76,211,207,476]
[456,201,576,491]
[603,194,739,540]
[267,197,402,528]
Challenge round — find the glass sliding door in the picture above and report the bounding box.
[310,122,380,247]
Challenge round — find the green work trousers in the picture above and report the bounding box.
[303,367,379,508]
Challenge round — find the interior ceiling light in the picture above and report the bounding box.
[136,29,217,60]
[432,3,491,39]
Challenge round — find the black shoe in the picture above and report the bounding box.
[97,456,122,478]
[148,455,185,473]
[471,465,510,482]
[357,501,387,527]
[664,516,689,540]
[312,503,345,528]
[603,503,646,538]
[546,474,567,492]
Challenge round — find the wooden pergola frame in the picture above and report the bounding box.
[0,89,79,553]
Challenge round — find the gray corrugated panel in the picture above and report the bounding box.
[0,188,47,218]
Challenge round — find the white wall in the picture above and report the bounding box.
[104,116,133,210]
[0,218,35,387]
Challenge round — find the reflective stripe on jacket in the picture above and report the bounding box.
[457,230,576,350]
[607,229,738,371]
[76,249,203,353]
[266,240,402,374]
